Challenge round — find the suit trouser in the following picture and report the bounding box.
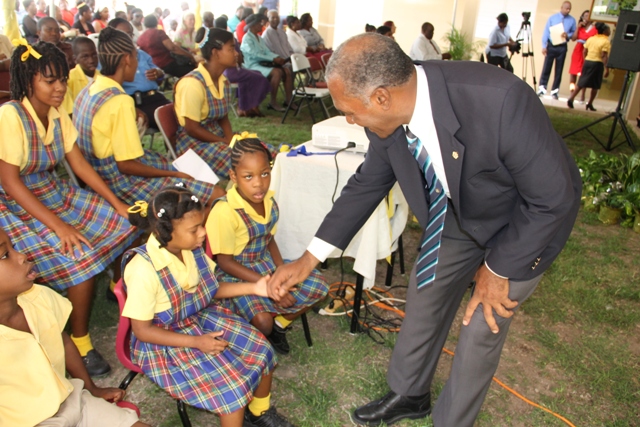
[539,44,568,92]
[387,206,543,427]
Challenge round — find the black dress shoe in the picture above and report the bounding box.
[267,324,290,355]
[352,390,431,426]
[82,349,111,377]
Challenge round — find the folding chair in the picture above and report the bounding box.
[282,54,334,124]
[306,57,327,89]
[320,51,332,68]
[228,82,239,118]
[154,103,179,160]
[113,279,193,427]
[203,236,314,347]
[87,33,100,47]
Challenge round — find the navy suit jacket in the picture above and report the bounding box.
[315,61,581,281]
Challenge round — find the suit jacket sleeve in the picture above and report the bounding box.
[314,133,397,249]
[484,78,580,278]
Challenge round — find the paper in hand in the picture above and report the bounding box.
[172,149,220,185]
[549,23,566,45]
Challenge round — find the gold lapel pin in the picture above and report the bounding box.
[452,151,459,160]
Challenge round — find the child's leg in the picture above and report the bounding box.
[219,409,246,427]
[250,311,275,336]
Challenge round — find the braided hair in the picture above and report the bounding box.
[128,185,204,248]
[98,26,135,75]
[230,138,272,170]
[10,41,69,101]
[194,27,234,61]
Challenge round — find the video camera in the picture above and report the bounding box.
[522,11,531,22]
[509,39,523,54]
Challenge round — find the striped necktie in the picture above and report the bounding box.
[406,127,447,290]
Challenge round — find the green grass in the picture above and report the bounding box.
[87,105,640,426]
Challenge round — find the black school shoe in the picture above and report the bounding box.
[267,323,290,355]
[351,390,431,426]
[83,349,111,377]
[244,406,296,427]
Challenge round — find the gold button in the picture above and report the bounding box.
[435,188,441,193]
[452,151,459,159]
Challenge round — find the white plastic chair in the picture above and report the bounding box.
[282,53,334,124]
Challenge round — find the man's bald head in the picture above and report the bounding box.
[325,33,414,103]
[561,1,572,16]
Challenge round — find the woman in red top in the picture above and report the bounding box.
[569,10,597,102]
[92,6,109,33]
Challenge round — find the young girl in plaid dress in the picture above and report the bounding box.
[73,27,225,208]
[174,27,277,180]
[123,186,295,427]
[0,41,138,376]
[205,138,328,355]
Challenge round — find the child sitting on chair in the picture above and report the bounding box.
[62,36,99,114]
[0,228,150,427]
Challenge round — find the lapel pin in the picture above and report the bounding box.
[452,151,459,159]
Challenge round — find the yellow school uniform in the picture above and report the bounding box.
[0,285,74,427]
[87,74,144,161]
[123,233,218,320]
[0,98,77,171]
[584,34,611,62]
[174,62,227,126]
[62,65,100,114]
[205,185,277,256]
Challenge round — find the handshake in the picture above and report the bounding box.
[263,251,319,304]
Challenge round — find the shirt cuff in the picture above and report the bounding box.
[307,237,337,263]
[484,261,508,280]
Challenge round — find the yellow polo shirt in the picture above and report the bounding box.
[0,285,74,427]
[87,74,144,161]
[174,62,227,126]
[584,34,611,62]
[0,98,77,171]
[206,185,277,256]
[62,65,100,114]
[122,233,218,320]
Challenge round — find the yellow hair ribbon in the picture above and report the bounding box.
[12,39,42,62]
[127,201,148,217]
[229,131,258,148]
[77,2,87,8]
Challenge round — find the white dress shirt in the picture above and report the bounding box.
[286,28,308,54]
[410,34,443,61]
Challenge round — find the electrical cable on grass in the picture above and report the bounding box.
[322,280,577,427]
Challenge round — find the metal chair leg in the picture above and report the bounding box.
[177,400,191,427]
[385,252,396,288]
[398,235,405,274]
[301,312,312,347]
[118,371,138,390]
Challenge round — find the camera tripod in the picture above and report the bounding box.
[511,19,537,86]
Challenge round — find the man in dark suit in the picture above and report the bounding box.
[267,33,581,426]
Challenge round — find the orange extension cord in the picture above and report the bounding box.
[326,282,577,427]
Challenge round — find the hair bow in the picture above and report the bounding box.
[12,39,42,62]
[229,131,258,148]
[127,201,148,217]
[77,2,87,8]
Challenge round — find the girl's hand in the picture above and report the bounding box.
[275,292,297,308]
[173,171,193,180]
[54,223,92,258]
[255,274,271,297]
[115,201,131,220]
[194,331,228,354]
[91,386,126,403]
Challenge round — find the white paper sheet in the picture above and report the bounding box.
[172,149,220,185]
[549,22,567,45]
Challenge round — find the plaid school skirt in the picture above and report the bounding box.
[0,172,138,290]
[132,302,276,414]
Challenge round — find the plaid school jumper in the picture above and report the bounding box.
[0,101,137,291]
[215,196,328,321]
[174,70,278,180]
[124,245,276,414]
[73,85,217,205]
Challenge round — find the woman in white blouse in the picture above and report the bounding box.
[285,16,309,54]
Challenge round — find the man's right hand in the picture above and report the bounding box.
[267,251,318,301]
[542,48,548,56]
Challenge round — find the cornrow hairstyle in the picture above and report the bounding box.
[195,27,234,61]
[230,138,273,170]
[107,17,130,29]
[128,185,204,248]
[71,36,95,54]
[98,26,135,75]
[10,41,69,101]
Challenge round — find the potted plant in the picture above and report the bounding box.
[442,27,485,60]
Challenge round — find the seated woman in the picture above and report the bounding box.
[137,14,195,78]
[174,28,276,179]
[298,13,331,52]
[174,12,198,55]
[91,5,109,33]
[72,3,95,35]
[73,27,225,207]
[285,15,328,63]
[241,14,293,112]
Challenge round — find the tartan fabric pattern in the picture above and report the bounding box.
[73,85,217,206]
[174,70,279,180]
[215,197,328,321]
[0,101,138,291]
[125,245,275,414]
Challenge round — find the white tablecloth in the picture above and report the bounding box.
[270,143,408,289]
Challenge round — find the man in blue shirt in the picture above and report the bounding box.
[537,1,576,99]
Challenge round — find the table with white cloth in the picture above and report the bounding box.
[270,142,409,332]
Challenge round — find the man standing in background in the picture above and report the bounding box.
[537,1,576,99]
